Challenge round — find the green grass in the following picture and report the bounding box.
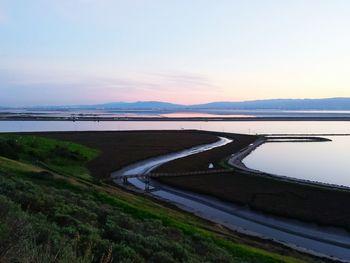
[92,191,299,263]
[218,159,235,170]
[0,156,42,175]
[0,134,309,263]
[0,134,99,180]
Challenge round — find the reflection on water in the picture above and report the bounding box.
[1,120,350,134]
[160,112,254,118]
[243,136,350,187]
[3,109,350,118]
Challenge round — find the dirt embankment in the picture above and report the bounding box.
[155,136,350,231]
[155,133,258,172]
[158,171,350,230]
[33,130,218,179]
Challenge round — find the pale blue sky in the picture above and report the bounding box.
[1,0,350,106]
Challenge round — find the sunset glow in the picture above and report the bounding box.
[1,0,350,106]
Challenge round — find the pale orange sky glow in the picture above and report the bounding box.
[1,0,350,106]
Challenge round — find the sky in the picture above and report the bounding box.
[1,0,350,106]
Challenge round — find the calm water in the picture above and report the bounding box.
[3,109,350,118]
[1,120,350,187]
[1,120,350,134]
[243,136,350,187]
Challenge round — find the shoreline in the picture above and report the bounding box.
[2,116,350,121]
[156,133,350,232]
[228,136,350,192]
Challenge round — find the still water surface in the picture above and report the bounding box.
[1,120,350,134]
[243,136,350,187]
[1,120,350,187]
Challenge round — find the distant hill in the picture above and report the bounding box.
[29,98,350,110]
[93,101,182,109]
[32,101,183,110]
[190,98,350,110]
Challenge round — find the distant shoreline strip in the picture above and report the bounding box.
[2,116,350,121]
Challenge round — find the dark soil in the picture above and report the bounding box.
[155,132,257,172]
[30,130,218,179]
[158,171,350,230]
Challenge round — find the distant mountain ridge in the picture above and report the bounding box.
[190,98,350,110]
[92,101,181,109]
[31,98,350,110]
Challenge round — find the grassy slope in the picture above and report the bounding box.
[0,134,318,263]
[0,134,99,180]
